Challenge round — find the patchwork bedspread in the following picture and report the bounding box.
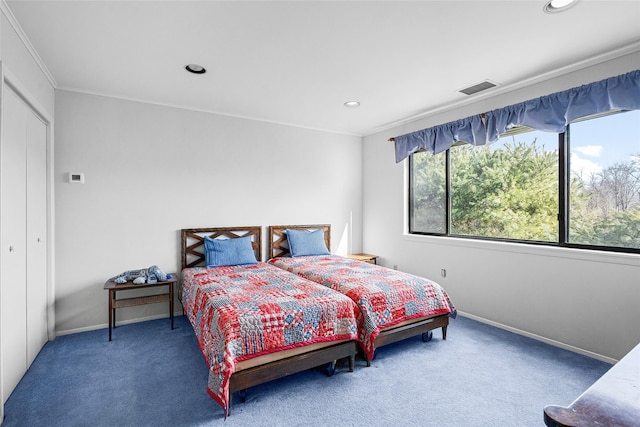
[181,263,359,415]
[268,255,456,361]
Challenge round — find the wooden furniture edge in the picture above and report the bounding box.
[103,274,178,290]
[347,253,378,264]
[375,314,449,348]
[229,341,356,393]
[543,342,640,427]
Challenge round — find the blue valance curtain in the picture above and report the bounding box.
[393,69,640,163]
[393,115,486,163]
[485,69,640,142]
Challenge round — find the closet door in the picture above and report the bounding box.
[1,86,28,402]
[26,109,48,367]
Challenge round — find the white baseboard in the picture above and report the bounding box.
[55,312,180,337]
[457,311,617,365]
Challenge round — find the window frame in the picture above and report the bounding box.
[408,115,640,255]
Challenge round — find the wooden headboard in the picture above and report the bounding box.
[268,224,330,258]
[181,226,262,269]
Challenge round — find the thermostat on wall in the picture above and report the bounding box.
[68,172,85,184]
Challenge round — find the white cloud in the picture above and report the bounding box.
[573,145,603,157]
[570,153,602,178]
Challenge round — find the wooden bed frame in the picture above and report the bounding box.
[268,224,449,362]
[180,226,357,410]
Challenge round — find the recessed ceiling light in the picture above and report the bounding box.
[185,64,206,74]
[344,101,360,108]
[544,0,579,14]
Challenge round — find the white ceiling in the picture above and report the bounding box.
[5,0,640,136]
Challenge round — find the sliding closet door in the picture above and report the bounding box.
[26,109,48,367]
[1,86,28,402]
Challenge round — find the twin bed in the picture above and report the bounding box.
[268,224,456,364]
[180,225,456,416]
[180,227,359,417]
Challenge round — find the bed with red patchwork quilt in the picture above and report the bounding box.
[180,227,359,417]
[268,224,456,363]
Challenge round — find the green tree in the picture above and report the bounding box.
[570,154,640,249]
[450,139,558,241]
[412,142,639,249]
[411,150,446,233]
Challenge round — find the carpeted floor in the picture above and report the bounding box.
[2,315,610,427]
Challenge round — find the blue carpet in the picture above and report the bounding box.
[2,315,610,426]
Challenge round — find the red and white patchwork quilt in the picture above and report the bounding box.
[181,263,359,415]
[268,255,456,361]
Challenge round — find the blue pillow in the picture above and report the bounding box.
[286,228,330,257]
[204,235,258,267]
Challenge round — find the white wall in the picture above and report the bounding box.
[362,52,640,362]
[54,90,363,334]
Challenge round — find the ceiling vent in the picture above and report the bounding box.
[459,80,497,96]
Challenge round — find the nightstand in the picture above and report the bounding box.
[347,253,378,265]
[104,273,177,341]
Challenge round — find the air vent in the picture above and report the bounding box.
[459,80,497,96]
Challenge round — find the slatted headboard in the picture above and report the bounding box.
[268,224,330,258]
[181,226,262,269]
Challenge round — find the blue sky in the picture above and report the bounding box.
[569,110,639,176]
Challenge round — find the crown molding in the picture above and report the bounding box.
[364,40,640,137]
[56,86,361,138]
[1,0,57,88]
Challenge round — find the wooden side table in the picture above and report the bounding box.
[347,253,378,264]
[103,273,177,341]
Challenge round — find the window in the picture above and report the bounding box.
[450,129,559,241]
[409,110,640,253]
[409,146,447,234]
[567,110,640,250]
